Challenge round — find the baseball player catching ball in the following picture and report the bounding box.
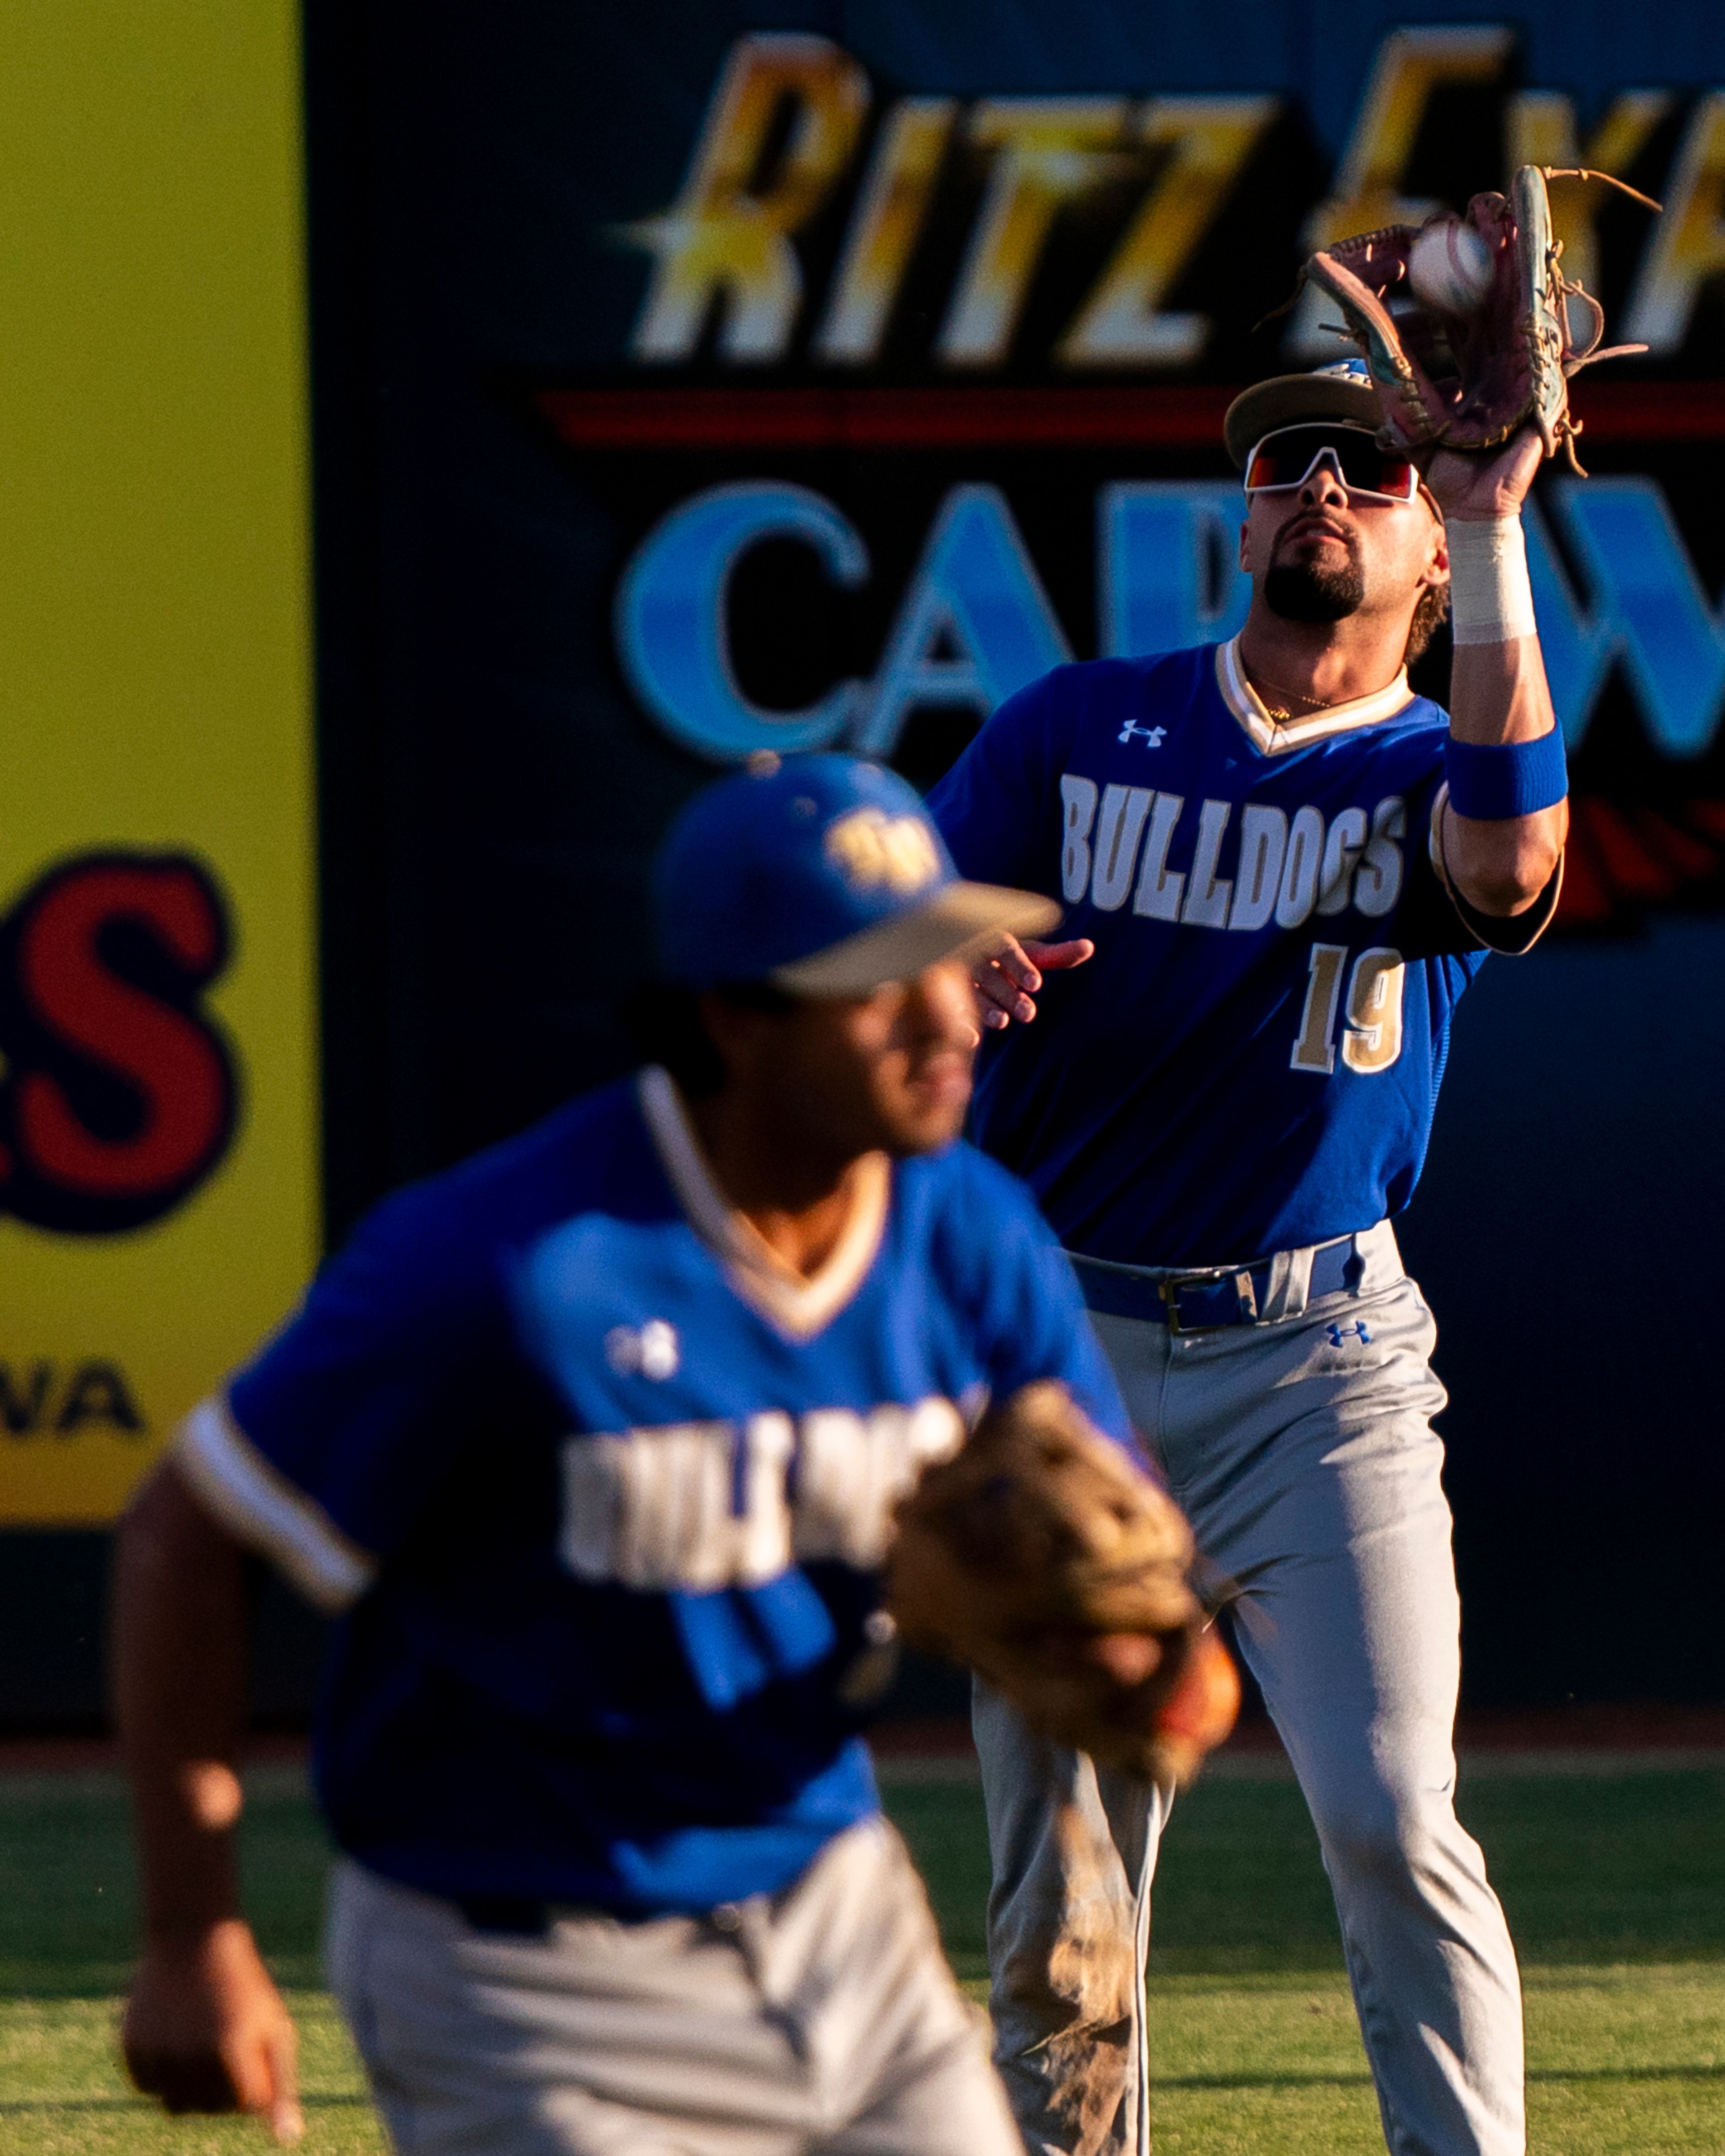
[927,357,1568,2156]
[113,755,1218,2156]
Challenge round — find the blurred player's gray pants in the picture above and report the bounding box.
[326,1815,1018,2156]
[975,1222,1525,2156]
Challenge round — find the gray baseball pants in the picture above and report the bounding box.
[975,1220,1525,2156]
[326,1815,1019,2156]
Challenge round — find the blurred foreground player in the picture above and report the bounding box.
[114,754,1187,2156]
[928,361,1569,2156]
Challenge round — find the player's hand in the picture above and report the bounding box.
[972,934,1094,1029]
[1423,427,1544,523]
[123,1919,304,2144]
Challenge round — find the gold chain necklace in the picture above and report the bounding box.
[1247,668,1345,723]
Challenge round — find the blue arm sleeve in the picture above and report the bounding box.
[223,1181,511,1563]
[925,668,1073,892]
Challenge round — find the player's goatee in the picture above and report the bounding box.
[1264,557,1365,623]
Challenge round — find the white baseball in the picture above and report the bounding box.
[1407,219,1494,314]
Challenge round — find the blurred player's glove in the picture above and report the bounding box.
[886,1382,1238,1785]
[1302,164,1658,474]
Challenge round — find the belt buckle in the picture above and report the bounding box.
[1158,1279,1204,1336]
[1159,1268,1258,1335]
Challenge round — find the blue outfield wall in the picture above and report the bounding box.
[1400,914,1725,1703]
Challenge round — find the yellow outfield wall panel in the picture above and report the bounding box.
[0,3,318,1523]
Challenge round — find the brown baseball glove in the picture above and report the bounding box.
[886,1381,1238,1784]
[1300,164,1659,474]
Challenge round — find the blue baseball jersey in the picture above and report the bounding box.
[928,641,1556,1268]
[177,1069,1129,1915]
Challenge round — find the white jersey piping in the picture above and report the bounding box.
[175,1396,379,1614]
[637,1066,890,1342]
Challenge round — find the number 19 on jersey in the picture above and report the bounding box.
[1291,945,1405,1075]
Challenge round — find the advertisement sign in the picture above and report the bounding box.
[6,3,1721,1692]
[310,9,1725,1204]
[299,0,1725,1700]
[0,3,318,1524]
[541,24,1725,921]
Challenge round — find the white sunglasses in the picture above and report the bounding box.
[1244,424,1422,506]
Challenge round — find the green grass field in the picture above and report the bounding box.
[1,1760,1721,2153]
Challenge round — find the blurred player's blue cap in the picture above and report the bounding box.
[655,752,1058,995]
[1223,357,1382,468]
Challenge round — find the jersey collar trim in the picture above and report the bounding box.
[637,1066,891,1341]
[1216,638,1415,755]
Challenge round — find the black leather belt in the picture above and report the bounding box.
[455,1894,746,1937]
[1070,1234,1365,1333]
[455,1895,560,1935]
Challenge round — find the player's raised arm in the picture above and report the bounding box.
[1423,431,1569,921]
[113,1462,303,2144]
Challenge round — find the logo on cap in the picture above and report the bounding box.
[823,808,942,895]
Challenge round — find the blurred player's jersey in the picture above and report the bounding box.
[929,642,1555,1268]
[177,1069,1128,1914]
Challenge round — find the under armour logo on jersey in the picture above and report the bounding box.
[605,1320,680,1379]
[1327,1321,1371,1348]
[1117,722,1166,748]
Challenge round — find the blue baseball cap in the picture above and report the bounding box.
[655,753,1058,995]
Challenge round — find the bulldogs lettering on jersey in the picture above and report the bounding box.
[1061,782,1407,932]
[557,1399,964,1590]
[929,641,1557,1269]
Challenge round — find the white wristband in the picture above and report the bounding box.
[1445,515,1537,646]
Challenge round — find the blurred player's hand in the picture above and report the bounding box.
[123,1918,303,2144]
[972,933,1095,1029]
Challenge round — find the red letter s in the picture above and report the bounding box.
[0,854,238,1233]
